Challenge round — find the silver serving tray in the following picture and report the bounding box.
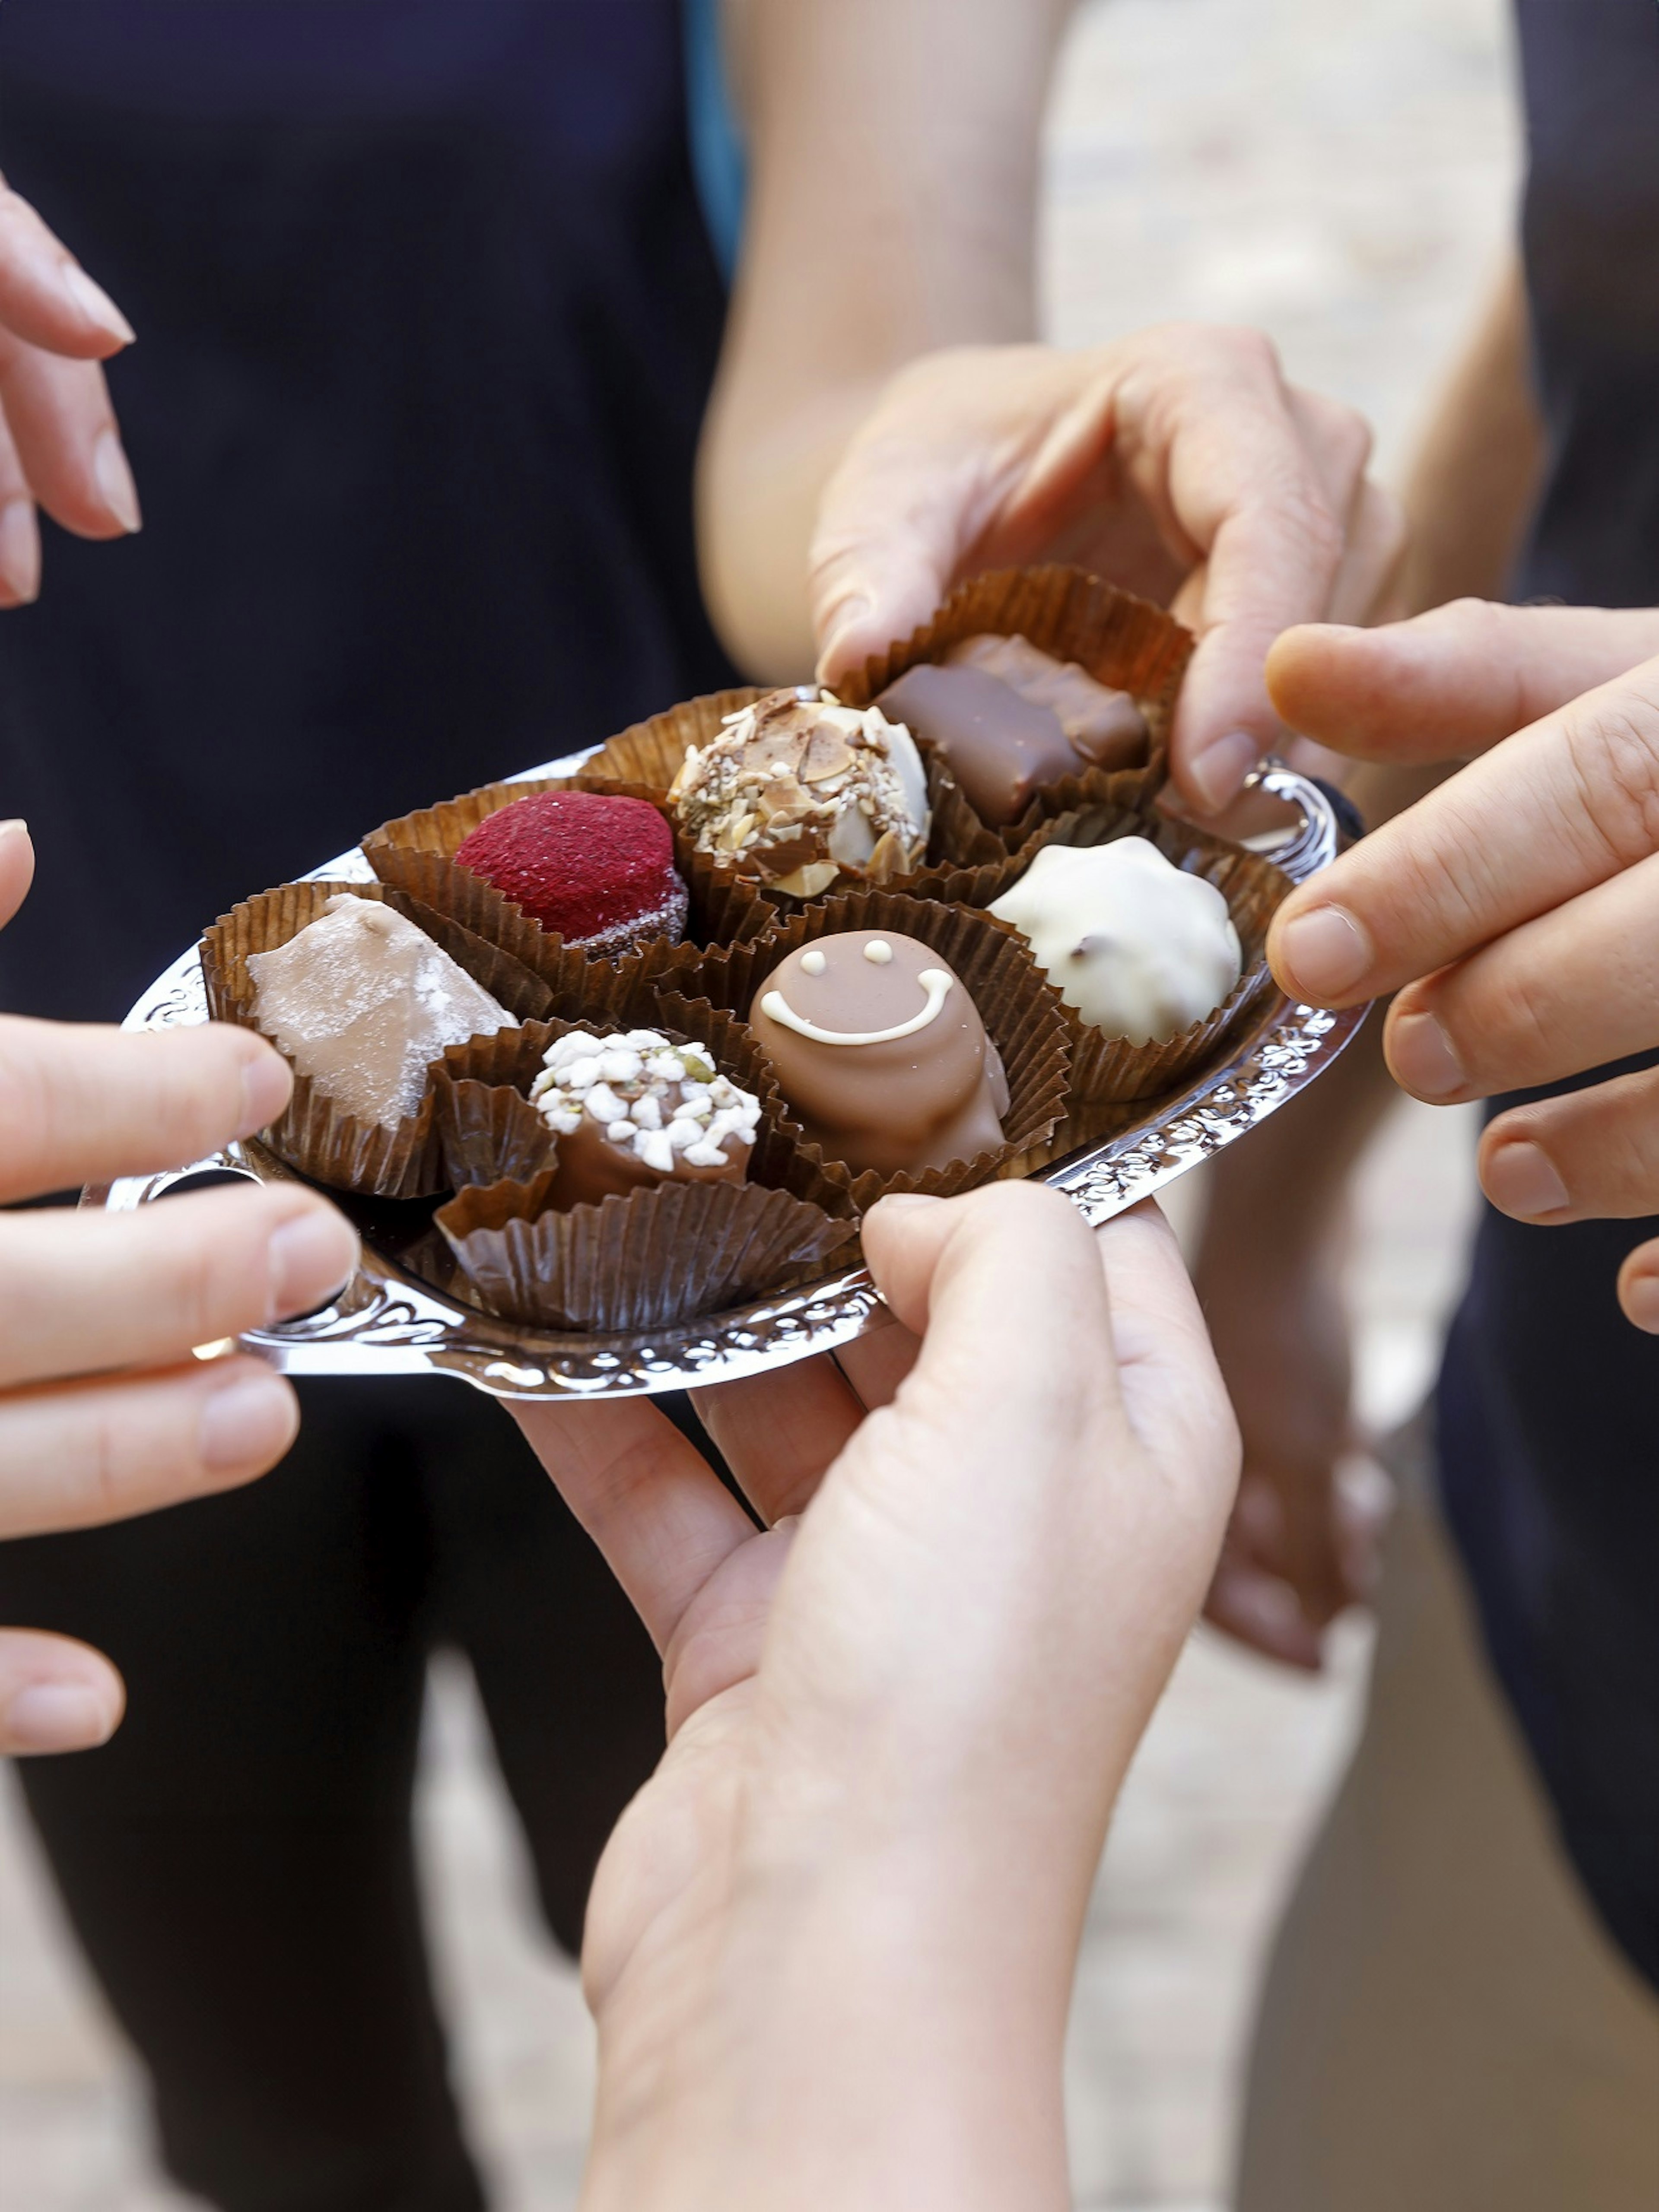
[93,758,1364,1399]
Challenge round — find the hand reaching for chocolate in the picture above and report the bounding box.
[0,172,142,605]
[0,821,358,1752]
[808,330,1405,816]
[509,1183,1239,2212]
[1264,599,1659,1329]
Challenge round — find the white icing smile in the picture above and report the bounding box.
[760,966,954,1046]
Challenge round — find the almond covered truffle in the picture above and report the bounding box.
[529,1028,763,1208]
[247,895,516,1128]
[749,930,1007,1177]
[989,839,1241,1045]
[669,687,929,898]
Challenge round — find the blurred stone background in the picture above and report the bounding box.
[0,1,1519,2204]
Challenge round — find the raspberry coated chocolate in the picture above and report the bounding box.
[454,790,688,957]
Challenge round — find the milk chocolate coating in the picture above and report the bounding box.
[749,930,1007,1177]
[877,664,1075,828]
[547,1114,746,1211]
[946,634,1148,769]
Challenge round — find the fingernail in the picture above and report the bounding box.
[816,596,871,682]
[92,428,142,533]
[1387,1009,1466,1100]
[197,1368,297,1472]
[1275,904,1372,1002]
[236,1047,293,1139]
[1482,1138,1570,1221]
[0,818,27,841]
[871,1193,943,1217]
[266,1209,359,1322]
[1187,730,1261,815]
[0,498,39,603]
[1623,1274,1659,1334]
[6,1682,119,1753]
[60,263,137,345]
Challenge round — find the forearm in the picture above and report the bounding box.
[1397,253,1543,613]
[698,0,1073,679]
[1206,260,1544,1248]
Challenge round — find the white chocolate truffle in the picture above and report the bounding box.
[668,685,929,898]
[248,895,516,1128]
[989,839,1242,1046]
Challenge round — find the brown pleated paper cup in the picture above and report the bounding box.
[433,1171,858,1335]
[429,989,852,1227]
[575,686,1009,916]
[641,888,1073,1211]
[983,809,1291,1108]
[836,565,1195,849]
[200,879,533,1200]
[365,772,775,983]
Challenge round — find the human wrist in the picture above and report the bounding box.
[585,1835,1075,2212]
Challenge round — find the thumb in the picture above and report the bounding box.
[1266,600,1659,763]
[0,818,35,930]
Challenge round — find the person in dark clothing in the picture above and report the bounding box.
[0,6,1110,2204]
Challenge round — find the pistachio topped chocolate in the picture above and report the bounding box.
[529,1027,763,1207]
[669,686,929,898]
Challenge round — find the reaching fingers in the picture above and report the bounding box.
[1384,851,1659,1104]
[0,1185,359,1390]
[0,336,139,539]
[0,404,41,606]
[809,346,1040,685]
[0,177,134,359]
[1477,1063,1659,1226]
[1617,1239,1659,1334]
[0,1629,124,1756]
[0,1354,298,1540]
[1114,328,1362,811]
[0,818,35,928]
[1268,656,1659,1006]
[509,1396,754,1655]
[1265,600,1659,763]
[0,1015,293,1202]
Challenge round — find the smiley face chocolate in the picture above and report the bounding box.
[748,930,1008,1177]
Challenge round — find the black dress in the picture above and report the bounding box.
[1435,0,1659,1993]
[0,5,737,2205]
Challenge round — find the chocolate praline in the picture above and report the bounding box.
[454,790,688,956]
[529,1028,762,1209]
[247,895,515,1129]
[877,638,1148,828]
[748,930,1007,1178]
[669,687,929,898]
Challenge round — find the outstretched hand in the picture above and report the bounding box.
[0,822,358,1751]
[1265,599,1659,1329]
[512,1181,1239,2212]
[0,172,142,606]
[809,331,1403,815]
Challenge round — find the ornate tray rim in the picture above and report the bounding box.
[94,758,1366,1399]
